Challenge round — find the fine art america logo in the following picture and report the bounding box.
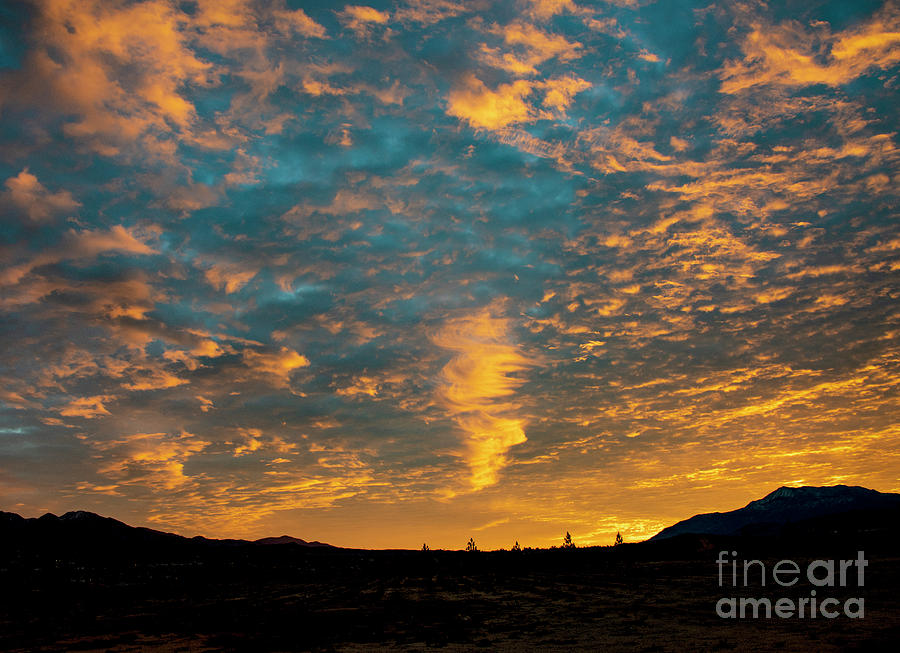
[715,551,867,619]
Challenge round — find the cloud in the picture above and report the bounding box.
[233,428,264,456]
[0,0,214,157]
[122,368,187,392]
[474,18,583,77]
[754,287,794,304]
[395,0,468,25]
[336,376,380,397]
[495,21,582,67]
[242,346,311,388]
[273,7,327,39]
[162,339,226,371]
[231,427,298,457]
[66,225,157,258]
[58,395,113,419]
[433,308,536,491]
[0,225,157,287]
[541,75,591,112]
[203,262,260,294]
[91,431,210,491]
[3,169,80,223]
[447,74,590,129]
[524,0,577,19]
[339,5,390,37]
[447,75,535,129]
[719,10,900,93]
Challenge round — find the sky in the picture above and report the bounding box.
[0,0,898,550]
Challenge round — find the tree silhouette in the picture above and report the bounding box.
[466,537,477,552]
[422,542,429,551]
[512,540,521,552]
[614,531,624,546]
[562,531,575,549]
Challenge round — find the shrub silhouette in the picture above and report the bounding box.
[614,531,624,546]
[562,531,575,549]
[466,537,477,552]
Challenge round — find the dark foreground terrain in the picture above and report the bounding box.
[2,506,899,651]
[2,546,899,651]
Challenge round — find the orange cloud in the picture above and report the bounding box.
[448,74,589,130]
[719,10,900,93]
[336,376,380,397]
[2,0,214,157]
[3,169,80,223]
[59,395,113,419]
[123,368,187,392]
[497,21,582,63]
[524,0,577,19]
[232,427,298,457]
[637,49,661,62]
[670,136,690,152]
[340,5,390,37]
[753,287,794,304]
[395,0,467,25]
[234,428,264,456]
[447,75,535,129]
[343,5,390,23]
[0,225,157,287]
[204,263,259,294]
[477,20,583,76]
[92,430,210,491]
[541,75,591,112]
[242,346,310,388]
[273,7,327,38]
[433,308,536,491]
[67,225,157,258]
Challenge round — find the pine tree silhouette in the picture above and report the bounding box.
[614,531,624,546]
[466,537,477,552]
[562,531,575,548]
[512,540,521,552]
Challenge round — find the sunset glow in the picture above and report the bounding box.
[1,0,898,549]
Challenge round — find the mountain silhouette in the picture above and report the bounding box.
[649,484,900,540]
[0,509,333,556]
[254,535,332,547]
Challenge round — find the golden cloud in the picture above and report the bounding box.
[242,346,310,388]
[59,395,114,419]
[447,75,537,129]
[719,9,900,93]
[92,430,210,491]
[3,169,80,223]
[433,308,536,491]
[447,74,589,130]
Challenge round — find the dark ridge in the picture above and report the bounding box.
[648,484,900,541]
[0,509,334,560]
[254,535,310,545]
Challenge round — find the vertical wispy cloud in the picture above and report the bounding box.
[433,308,536,491]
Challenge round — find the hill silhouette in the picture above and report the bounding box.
[648,484,900,541]
[0,509,332,560]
